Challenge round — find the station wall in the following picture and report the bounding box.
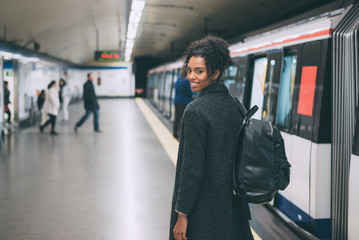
[2,59,134,123]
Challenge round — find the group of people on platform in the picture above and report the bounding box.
[38,79,71,135]
[38,72,101,135]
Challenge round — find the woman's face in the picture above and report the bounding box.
[187,56,216,92]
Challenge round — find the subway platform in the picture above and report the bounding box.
[0,99,301,240]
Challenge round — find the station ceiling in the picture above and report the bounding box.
[0,0,353,65]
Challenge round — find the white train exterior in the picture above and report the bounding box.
[147,4,359,240]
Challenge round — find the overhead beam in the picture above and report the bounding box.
[146,4,194,11]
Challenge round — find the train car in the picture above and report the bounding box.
[148,61,183,120]
[147,4,359,239]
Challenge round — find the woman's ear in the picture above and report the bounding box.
[212,69,220,81]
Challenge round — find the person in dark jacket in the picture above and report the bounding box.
[37,89,48,125]
[173,74,192,139]
[170,36,253,240]
[74,73,101,132]
[3,81,11,124]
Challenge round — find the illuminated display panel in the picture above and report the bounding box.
[297,66,317,116]
[94,51,123,61]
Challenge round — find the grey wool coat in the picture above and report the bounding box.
[169,83,254,240]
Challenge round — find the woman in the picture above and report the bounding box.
[170,36,253,240]
[59,79,71,124]
[39,81,60,135]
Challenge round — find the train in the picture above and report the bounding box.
[146,4,359,240]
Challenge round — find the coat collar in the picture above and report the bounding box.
[198,82,228,98]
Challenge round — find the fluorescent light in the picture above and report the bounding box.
[127,30,137,39]
[131,0,145,11]
[0,51,12,59]
[11,54,22,59]
[129,11,142,24]
[128,22,139,30]
[125,0,146,61]
[126,39,135,49]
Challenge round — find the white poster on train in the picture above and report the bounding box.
[250,57,267,120]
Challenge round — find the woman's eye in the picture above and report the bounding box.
[196,70,203,74]
[187,69,191,73]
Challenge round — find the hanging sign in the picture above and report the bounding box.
[94,51,123,61]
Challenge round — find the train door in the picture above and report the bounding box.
[163,70,173,118]
[262,50,282,123]
[276,41,331,239]
[348,29,359,240]
[171,69,181,122]
[159,72,166,113]
[274,51,298,222]
[147,74,154,105]
[157,72,163,111]
[0,57,3,132]
[153,73,159,108]
[3,60,19,124]
[350,78,359,240]
[235,57,249,105]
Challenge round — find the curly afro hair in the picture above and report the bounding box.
[182,35,230,81]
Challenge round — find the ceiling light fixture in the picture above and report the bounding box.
[125,0,146,62]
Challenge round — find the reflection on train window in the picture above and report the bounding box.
[223,65,238,97]
[262,59,278,122]
[164,71,173,117]
[250,57,268,119]
[276,55,297,130]
[235,63,246,102]
[227,65,238,77]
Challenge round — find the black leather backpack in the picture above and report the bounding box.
[232,97,291,204]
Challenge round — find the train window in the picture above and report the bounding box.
[250,57,268,119]
[276,55,297,130]
[227,65,238,77]
[262,50,282,123]
[224,65,238,95]
[235,61,247,103]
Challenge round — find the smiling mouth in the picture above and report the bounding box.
[190,82,200,87]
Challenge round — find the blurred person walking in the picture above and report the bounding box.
[59,79,71,124]
[37,89,48,125]
[74,73,101,132]
[173,74,192,140]
[39,81,60,135]
[3,81,11,124]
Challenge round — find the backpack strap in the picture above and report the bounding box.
[233,97,247,117]
[233,97,258,119]
[232,97,259,198]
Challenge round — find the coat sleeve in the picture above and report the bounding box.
[175,108,207,215]
[49,88,60,109]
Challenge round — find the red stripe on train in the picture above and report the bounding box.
[230,29,333,56]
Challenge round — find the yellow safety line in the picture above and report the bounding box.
[251,228,262,240]
[135,98,262,240]
[135,98,179,166]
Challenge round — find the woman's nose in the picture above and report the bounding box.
[188,72,195,79]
